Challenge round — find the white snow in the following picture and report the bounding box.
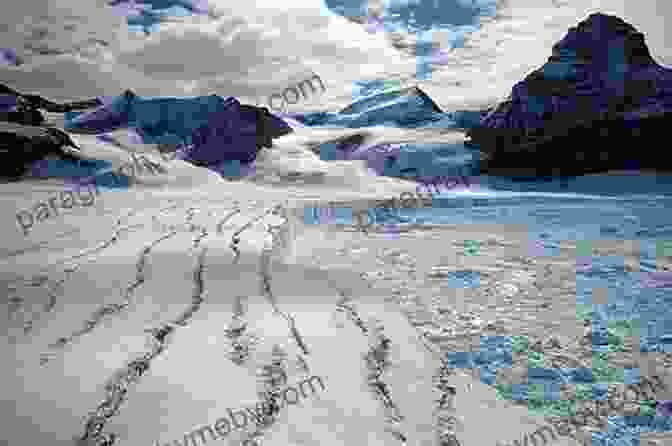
[0,127,586,446]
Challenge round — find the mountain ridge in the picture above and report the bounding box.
[465,12,672,177]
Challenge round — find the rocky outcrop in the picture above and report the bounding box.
[0,83,101,126]
[465,13,672,177]
[247,105,294,149]
[340,85,442,114]
[0,122,87,180]
[289,86,445,128]
[0,84,103,180]
[65,90,293,167]
[447,109,493,130]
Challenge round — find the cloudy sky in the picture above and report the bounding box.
[0,0,670,112]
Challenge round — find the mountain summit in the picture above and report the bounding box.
[339,85,442,115]
[466,12,672,177]
[289,85,444,128]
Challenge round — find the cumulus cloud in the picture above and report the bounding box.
[0,0,668,113]
[117,24,260,79]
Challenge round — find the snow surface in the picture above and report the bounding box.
[3,125,670,446]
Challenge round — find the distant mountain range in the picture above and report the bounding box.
[291,12,672,178]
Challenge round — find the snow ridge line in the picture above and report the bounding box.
[227,204,311,446]
[76,204,218,446]
[15,202,179,286]
[324,275,411,444]
[185,207,208,248]
[10,204,179,345]
[52,208,140,265]
[337,298,369,335]
[365,322,409,445]
[354,251,471,446]
[240,347,290,446]
[215,208,241,234]
[258,204,310,355]
[224,296,258,366]
[223,204,289,366]
[39,209,142,364]
[214,207,243,264]
[228,208,274,265]
[325,276,410,443]
[433,360,463,446]
[55,202,186,268]
[76,324,174,446]
[171,205,213,328]
[40,205,189,365]
[4,266,75,341]
[329,280,368,335]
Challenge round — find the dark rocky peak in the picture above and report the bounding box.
[401,86,443,113]
[465,13,672,176]
[551,13,654,67]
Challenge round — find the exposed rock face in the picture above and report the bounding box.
[290,86,445,128]
[183,102,292,166]
[0,83,101,126]
[64,90,293,168]
[0,84,103,180]
[339,85,442,115]
[465,13,672,177]
[0,84,47,126]
[447,109,492,129]
[0,122,84,180]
